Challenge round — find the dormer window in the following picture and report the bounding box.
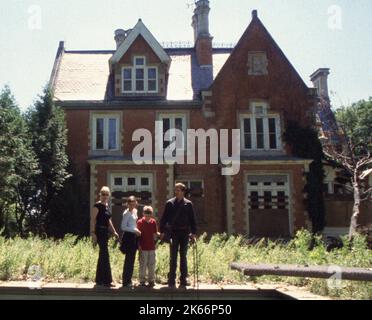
[122,56,158,94]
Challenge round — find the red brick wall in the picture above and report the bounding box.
[64,109,90,192]
[210,18,316,150]
[196,37,213,65]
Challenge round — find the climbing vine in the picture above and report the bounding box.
[284,121,326,234]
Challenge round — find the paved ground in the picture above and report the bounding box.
[0,281,330,300]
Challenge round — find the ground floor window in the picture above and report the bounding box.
[246,174,291,238]
[247,175,289,210]
[110,173,154,214]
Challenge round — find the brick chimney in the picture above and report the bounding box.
[310,68,330,99]
[192,0,213,66]
[114,29,132,49]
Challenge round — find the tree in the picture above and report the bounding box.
[335,98,372,153]
[0,85,38,236]
[324,98,372,239]
[25,87,70,234]
[45,161,90,238]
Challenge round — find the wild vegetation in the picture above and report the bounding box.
[0,230,370,300]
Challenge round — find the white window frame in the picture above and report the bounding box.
[240,103,282,151]
[92,114,120,151]
[246,176,290,210]
[159,113,187,151]
[110,173,153,193]
[121,56,158,94]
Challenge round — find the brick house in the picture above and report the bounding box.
[49,1,329,238]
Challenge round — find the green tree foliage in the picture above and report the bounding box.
[45,161,90,238]
[25,88,70,234]
[335,98,372,152]
[0,86,38,236]
[284,121,326,234]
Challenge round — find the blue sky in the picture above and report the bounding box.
[0,0,371,111]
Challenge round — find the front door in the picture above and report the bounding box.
[247,175,290,238]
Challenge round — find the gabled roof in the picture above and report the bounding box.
[52,48,231,102]
[214,11,309,90]
[109,19,171,68]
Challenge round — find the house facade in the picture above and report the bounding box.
[50,1,326,238]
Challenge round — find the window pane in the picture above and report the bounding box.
[148,68,157,79]
[244,134,252,149]
[141,177,149,186]
[136,80,144,91]
[136,69,144,79]
[264,191,272,209]
[108,119,117,150]
[135,57,145,66]
[244,119,251,133]
[96,118,104,149]
[175,118,184,149]
[114,177,123,186]
[250,191,259,209]
[277,191,286,209]
[256,118,264,149]
[175,118,183,130]
[124,80,132,91]
[255,106,264,115]
[190,181,202,190]
[269,118,277,149]
[123,69,132,79]
[128,177,136,186]
[162,118,170,133]
[136,68,144,91]
[148,80,156,91]
[243,119,252,149]
[123,69,132,92]
[163,118,170,149]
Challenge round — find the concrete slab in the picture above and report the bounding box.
[0,281,329,300]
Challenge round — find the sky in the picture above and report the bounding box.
[0,0,371,111]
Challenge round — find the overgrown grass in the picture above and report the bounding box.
[0,230,371,299]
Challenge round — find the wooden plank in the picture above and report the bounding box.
[230,263,372,282]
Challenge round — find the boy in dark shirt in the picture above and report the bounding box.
[137,206,159,287]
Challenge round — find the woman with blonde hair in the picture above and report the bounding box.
[90,186,119,288]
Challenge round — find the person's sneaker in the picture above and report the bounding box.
[147,282,155,288]
[138,282,147,287]
[121,282,133,289]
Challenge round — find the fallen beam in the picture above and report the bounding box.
[230,263,372,282]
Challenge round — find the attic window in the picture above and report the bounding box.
[122,56,158,94]
[248,52,268,75]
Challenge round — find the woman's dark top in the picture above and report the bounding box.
[94,202,112,231]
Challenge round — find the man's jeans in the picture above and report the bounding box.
[168,231,189,285]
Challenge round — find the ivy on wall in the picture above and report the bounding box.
[284,121,326,234]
